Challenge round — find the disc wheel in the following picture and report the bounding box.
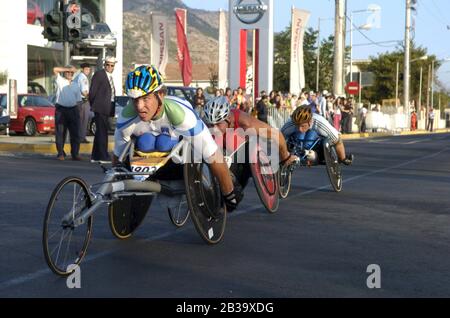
[249,146,279,213]
[43,177,92,276]
[184,160,226,244]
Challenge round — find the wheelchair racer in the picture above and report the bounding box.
[203,96,298,167]
[281,106,354,165]
[112,65,243,211]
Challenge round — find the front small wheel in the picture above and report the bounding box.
[43,177,93,276]
[278,164,292,199]
[167,195,190,227]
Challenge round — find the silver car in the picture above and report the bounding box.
[79,22,117,48]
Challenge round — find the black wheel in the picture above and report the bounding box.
[108,195,152,239]
[89,119,96,136]
[167,195,190,227]
[249,146,280,213]
[184,160,226,244]
[278,164,292,199]
[43,177,93,276]
[24,118,37,136]
[323,142,343,192]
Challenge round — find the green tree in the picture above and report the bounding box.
[273,25,335,93]
[0,70,7,86]
[360,43,444,108]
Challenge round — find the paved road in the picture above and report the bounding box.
[0,133,449,297]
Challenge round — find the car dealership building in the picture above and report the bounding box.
[0,0,123,96]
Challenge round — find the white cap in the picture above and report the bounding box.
[322,90,329,96]
[104,56,118,64]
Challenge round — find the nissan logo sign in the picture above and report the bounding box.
[233,0,268,25]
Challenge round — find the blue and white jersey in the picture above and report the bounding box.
[281,113,340,145]
[114,96,217,160]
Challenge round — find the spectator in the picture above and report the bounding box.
[89,56,117,163]
[309,92,318,114]
[359,105,368,133]
[53,64,82,161]
[255,94,269,123]
[236,87,246,110]
[341,98,353,134]
[215,89,222,97]
[411,110,417,131]
[74,63,91,143]
[269,90,277,105]
[427,108,435,132]
[194,87,206,115]
[332,97,343,131]
[225,87,232,103]
[319,90,329,118]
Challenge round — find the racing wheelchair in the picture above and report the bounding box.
[42,138,226,276]
[278,132,343,199]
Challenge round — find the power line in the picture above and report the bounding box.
[346,15,397,48]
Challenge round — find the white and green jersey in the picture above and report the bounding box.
[114,96,217,159]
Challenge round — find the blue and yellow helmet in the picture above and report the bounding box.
[126,65,164,99]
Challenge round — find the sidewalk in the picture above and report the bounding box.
[0,129,449,157]
[0,135,115,157]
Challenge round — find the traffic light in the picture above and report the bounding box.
[42,10,64,42]
[64,3,82,42]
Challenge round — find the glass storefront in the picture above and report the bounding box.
[28,45,63,96]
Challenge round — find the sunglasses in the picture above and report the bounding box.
[105,63,115,67]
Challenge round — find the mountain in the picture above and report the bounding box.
[123,0,221,77]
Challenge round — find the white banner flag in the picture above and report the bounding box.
[151,14,169,75]
[290,8,310,95]
[218,10,228,89]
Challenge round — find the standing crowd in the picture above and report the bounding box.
[195,87,363,135]
[52,56,118,163]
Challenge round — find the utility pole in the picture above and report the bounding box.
[316,17,321,92]
[63,0,70,65]
[333,0,346,97]
[349,12,353,82]
[418,66,422,119]
[395,61,399,107]
[403,0,411,118]
[431,59,435,110]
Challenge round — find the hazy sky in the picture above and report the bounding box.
[183,0,450,87]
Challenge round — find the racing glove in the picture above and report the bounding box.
[223,188,244,212]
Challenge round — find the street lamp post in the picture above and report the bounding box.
[347,9,377,84]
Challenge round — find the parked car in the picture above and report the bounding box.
[88,95,129,135]
[27,0,44,26]
[166,86,212,106]
[0,94,55,136]
[77,22,117,49]
[28,81,48,96]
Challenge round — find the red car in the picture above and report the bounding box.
[27,0,44,26]
[0,94,55,136]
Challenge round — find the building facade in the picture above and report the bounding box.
[0,0,123,96]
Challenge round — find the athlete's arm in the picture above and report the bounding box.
[237,111,295,164]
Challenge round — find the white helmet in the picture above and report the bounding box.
[203,96,230,125]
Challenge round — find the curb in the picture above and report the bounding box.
[0,129,448,156]
[0,142,115,155]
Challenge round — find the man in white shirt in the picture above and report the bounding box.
[53,64,82,161]
[74,63,91,143]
